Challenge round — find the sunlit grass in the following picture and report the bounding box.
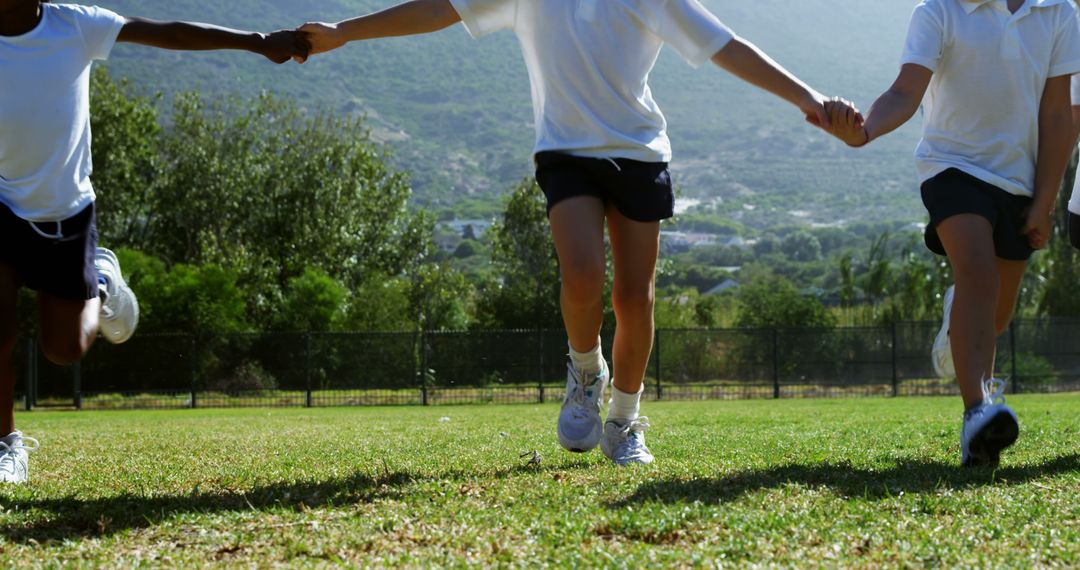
[0,395,1076,567]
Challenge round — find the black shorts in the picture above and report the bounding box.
[0,201,99,300]
[1071,212,1080,251]
[920,169,1035,261]
[534,151,675,222]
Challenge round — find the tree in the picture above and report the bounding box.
[781,230,822,262]
[735,276,836,329]
[274,268,349,332]
[475,180,562,329]
[89,68,161,246]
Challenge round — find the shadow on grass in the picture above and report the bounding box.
[0,458,595,543]
[614,454,1080,507]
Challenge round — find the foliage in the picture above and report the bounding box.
[735,277,835,329]
[1037,151,1080,317]
[474,180,562,329]
[86,70,466,333]
[274,268,349,332]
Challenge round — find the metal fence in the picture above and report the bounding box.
[13,319,1080,411]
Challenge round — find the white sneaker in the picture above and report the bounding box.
[601,417,654,466]
[961,378,1019,468]
[0,431,40,484]
[557,360,609,452]
[95,247,139,344]
[932,285,956,378]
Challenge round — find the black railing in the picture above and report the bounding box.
[14,319,1080,410]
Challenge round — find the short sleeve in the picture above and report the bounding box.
[900,2,945,72]
[73,5,126,61]
[651,0,735,68]
[448,0,517,38]
[1072,75,1080,105]
[1049,4,1080,78]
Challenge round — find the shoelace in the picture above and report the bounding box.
[612,417,651,445]
[982,378,1006,406]
[567,365,602,410]
[0,436,40,457]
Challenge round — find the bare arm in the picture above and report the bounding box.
[1024,75,1075,247]
[863,65,933,144]
[301,0,461,56]
[710,38,830,128]
[117,18,309,64]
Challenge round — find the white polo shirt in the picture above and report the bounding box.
[902,0,1080,198]
[1071,74,1080,214]
[0,4,125,222]
[447,0,735,163]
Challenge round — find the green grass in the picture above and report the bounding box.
[1,395,1077,567]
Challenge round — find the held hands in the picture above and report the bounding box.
[823,97,869,147]
[257,29,311,64]
[296,22,348,57]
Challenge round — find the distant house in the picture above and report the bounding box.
[704,279,739,296]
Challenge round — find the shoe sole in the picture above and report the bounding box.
[963,412,1019,468]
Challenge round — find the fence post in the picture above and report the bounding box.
[305,333,313,408]
[537,329,545,404]
[25,339,35,411]
[72,362,82,410]
[1009,320,1019,394]
[772,328,780,399]
[420,331,429,406]
[189,335,198,409]
[891,321,899,397]
[654,328,663,401]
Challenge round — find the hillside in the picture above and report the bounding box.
[92,0,926,227]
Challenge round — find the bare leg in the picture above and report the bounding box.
[936,215,998,409]
[0,265,19,435]
[37,292,99,366]
[988,258,1028,378]
[606,206,660,394]
[548,197,607,353]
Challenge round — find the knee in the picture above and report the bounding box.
[612,284,655,318]
[560,262,605,306]
[952,261,999,300]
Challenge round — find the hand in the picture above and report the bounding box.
[258,29,311,64]
[1021,206,1053,250]
[824,97,868,147]
[298,22,348,57]
[798,91,831,130]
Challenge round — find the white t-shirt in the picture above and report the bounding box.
[447,0,735,163]
[901,0,1080,198]
[1071,74,1080,215]
[0,3,125,222]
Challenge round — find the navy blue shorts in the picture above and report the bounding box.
[0,201,99,300]
[534,152,675,222]
[920,169,1035,261]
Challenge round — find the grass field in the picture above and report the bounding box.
[0,395,1077,567]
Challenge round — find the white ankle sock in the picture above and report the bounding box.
[608,385,642,423]
[569,339,603,375]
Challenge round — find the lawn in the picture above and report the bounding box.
[0,395,1076,567]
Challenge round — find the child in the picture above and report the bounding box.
[298,0,853,465]
[826,0,1080,466]
[0,1,309,483]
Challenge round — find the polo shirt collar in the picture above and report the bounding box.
[960,0,1071,15]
